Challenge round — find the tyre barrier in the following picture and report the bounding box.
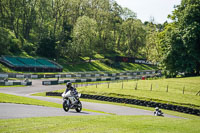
[0,81,32,86]
[46,92,200,116]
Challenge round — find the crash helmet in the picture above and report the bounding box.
[155,107,159,111]
[66,82,72,88]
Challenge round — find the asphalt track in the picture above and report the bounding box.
[0,79,182,119]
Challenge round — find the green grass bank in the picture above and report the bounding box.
[54,76,200,109]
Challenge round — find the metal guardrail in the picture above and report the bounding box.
[0,81,32,86]
[0,70,160,79]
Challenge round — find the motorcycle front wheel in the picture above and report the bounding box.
[75,101,82,112]
[63,99,70,112]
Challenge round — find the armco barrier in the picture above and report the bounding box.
[0,70,161,79]
[42,76,143,85]
[0,81,32,86]
[46,92,200,116]
[42,74,160,85]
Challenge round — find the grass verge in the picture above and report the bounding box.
[0,93,62,108]
[0,115,199,133]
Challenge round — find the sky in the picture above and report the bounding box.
[115,0,182,24]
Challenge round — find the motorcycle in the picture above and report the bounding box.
[62,91,82,112]
[154,110,164,116]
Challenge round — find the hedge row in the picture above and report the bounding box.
[46,92,200,116]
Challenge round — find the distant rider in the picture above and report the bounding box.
[154,107,163,116]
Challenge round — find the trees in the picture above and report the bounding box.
[3,0,194,71]
[120,19,146,57]
[145,24,161,63]
[0,27,21,55]
[160,0,200,76]
[73,16,97,62]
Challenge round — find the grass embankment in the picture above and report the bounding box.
[0,115,200,133]
[61,60,156,72]
[54,76,200,109]
[0,63,16,73]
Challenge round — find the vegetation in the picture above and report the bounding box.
[159,0,200,76]
[1,0,199,76]
[55,76,200,109]
[0,63,16,73]
[0,115,200,133]
[0,0,148,60]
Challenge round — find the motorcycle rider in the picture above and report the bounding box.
[154,107,163,116]
[65,82,79,103]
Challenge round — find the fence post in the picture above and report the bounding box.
[183,86,185,94]
[122,81,124,89]
[135,82,138,90]
[108,82,110,88]
[166,85,168,92]
[196,90,200,96]
[150,83,152,91]
[96,83,97,88]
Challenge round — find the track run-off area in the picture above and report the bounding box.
[0,79,182,119]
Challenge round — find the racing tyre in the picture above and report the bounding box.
[63,99,70,112]
[75,101,82,112]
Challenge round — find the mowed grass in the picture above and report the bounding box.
[0,93,62,108]
[0,115,200,133]
[55,76,200,109]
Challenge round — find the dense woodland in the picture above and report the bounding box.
[0,0,199,76]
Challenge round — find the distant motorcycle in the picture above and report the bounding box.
[62,91,82,112]
[154,107,164,116]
